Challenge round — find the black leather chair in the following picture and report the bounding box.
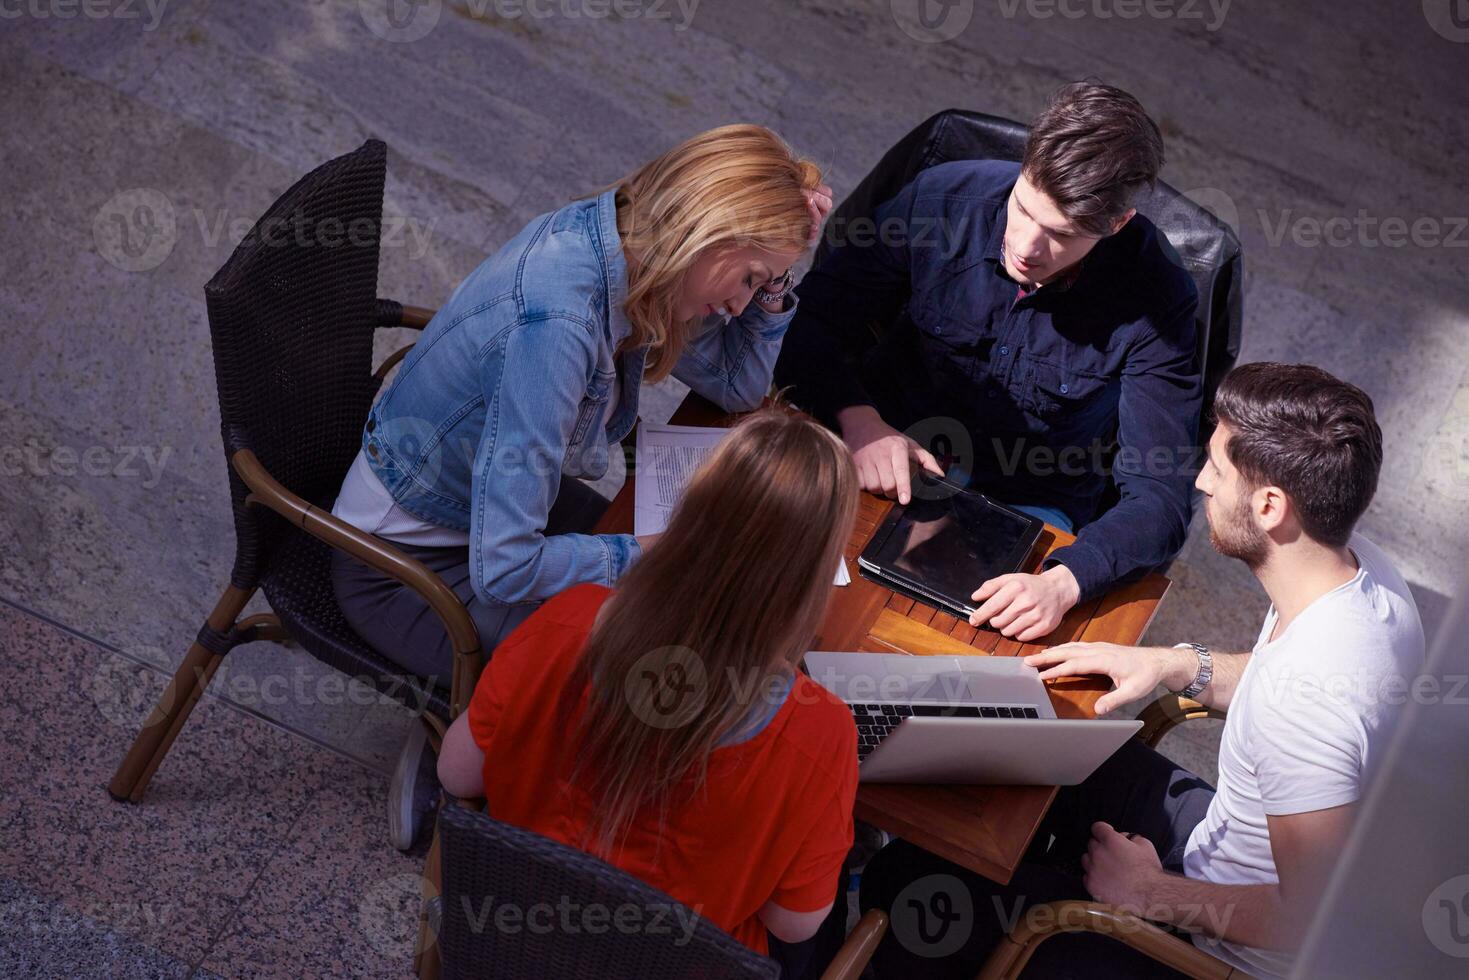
[818,109,1244,425]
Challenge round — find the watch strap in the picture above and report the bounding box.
[1177,642,1213,699]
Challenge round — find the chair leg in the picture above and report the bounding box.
[107,583,255,803]
[414,798,445,980]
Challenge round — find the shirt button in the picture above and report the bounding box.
[998,345,1010,356]
[367,442,379,458]
[1060,383,1069,393]
[366,418,376,433]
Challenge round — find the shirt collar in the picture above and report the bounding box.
[982,188,1087,295]
[593,187,636,349]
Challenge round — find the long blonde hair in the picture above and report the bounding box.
[611,125,823,381]
[562,407,857,857]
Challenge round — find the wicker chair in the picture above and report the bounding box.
[974,693,1243,980]
[106,139,479,813]
[422,801,891,980]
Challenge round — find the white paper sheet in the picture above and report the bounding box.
[634,423,850,586]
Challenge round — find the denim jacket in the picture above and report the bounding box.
[775,160,1201,601]
[362,189,796,605]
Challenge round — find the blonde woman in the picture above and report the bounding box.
[329,126,832,845]
[439,409,861,978]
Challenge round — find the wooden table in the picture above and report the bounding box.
[594,395,1170,884]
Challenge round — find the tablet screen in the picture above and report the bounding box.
[880,489,1038,605]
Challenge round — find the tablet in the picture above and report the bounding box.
[857,479,1045,618]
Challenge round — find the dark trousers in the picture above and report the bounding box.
[330,476,611,687]
[859,740,1216,979]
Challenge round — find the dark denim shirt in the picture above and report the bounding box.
[775,160,1202,600]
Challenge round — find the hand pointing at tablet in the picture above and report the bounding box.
[836,405,945,505]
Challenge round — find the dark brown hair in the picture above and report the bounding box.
[1022,81,1165,236]
[563,407,858,856]
[1212,362,1383,547]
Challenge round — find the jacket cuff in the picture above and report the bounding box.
[604,532,642,582]
[739,291,799,340]
[1043,541,1112,604]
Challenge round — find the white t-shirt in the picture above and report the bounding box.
[331,448,471,548]
[1182,533,1425,979]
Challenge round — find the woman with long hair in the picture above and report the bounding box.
[438,408,861,977]
[329,126,832,845]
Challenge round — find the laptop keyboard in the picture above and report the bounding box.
[850,702,1042,761]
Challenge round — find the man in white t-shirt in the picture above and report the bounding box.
[859,362,1425,979]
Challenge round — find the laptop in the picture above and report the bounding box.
[857,480,1045,619]
[803,651,1141,785]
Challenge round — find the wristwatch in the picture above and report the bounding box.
[754,269,794,307]
[1177,642,1213,699]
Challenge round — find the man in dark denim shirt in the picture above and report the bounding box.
[775,84,1201,640]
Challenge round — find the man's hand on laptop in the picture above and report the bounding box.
[969,564,1080,642]
[836,405,944,506]
[1023,641,1183,715]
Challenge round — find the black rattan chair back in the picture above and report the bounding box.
[201,139,448,719]
[205,139,386,589]
[822,109,1243,419]
[435,803,780,980]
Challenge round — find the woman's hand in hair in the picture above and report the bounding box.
[803,184,834,246]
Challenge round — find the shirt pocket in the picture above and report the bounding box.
[567,367,616,452]
[907,293,994,389]
[1013,355,1113,425]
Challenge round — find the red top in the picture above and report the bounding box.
[467,584,858,954]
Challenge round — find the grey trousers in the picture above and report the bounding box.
[330,476,612,688]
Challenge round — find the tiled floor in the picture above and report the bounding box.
[0,601,425,978]
[2,0,1466,974]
